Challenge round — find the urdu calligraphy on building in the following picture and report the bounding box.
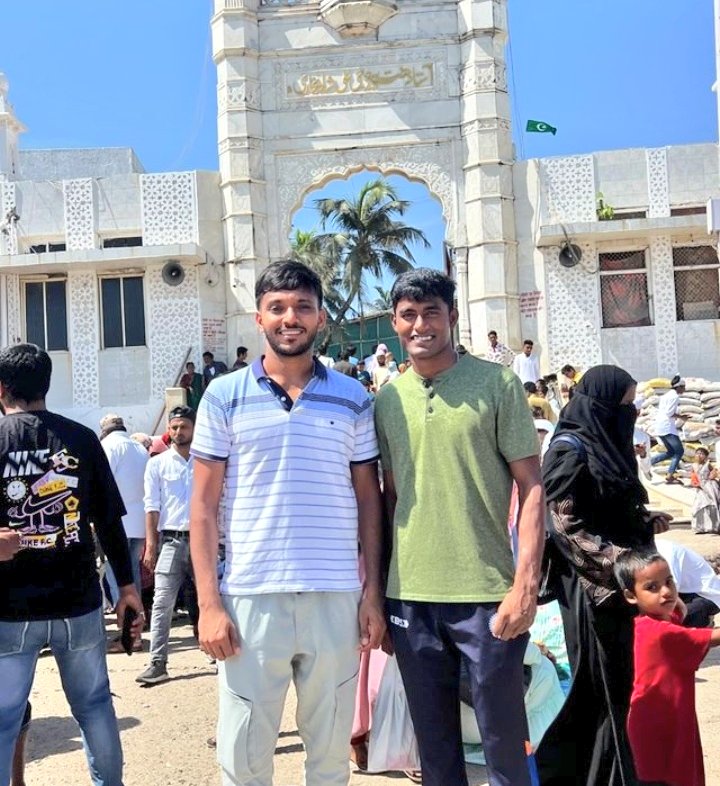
[288,63,434,98]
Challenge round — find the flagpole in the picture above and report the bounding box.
[716,0,720,144]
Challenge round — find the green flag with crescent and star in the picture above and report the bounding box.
[526,120,557,135]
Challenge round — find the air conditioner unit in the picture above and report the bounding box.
[706,198,720,234]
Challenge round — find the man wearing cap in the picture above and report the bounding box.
[100,413,149,604]
[136,406,198,685]
[651,375,687,485]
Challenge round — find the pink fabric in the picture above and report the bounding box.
[150,435,169,456]
[352,648,389,740]
[352,550,389,739]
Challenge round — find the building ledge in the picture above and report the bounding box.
[0,243,210,275]
[538,214,708,247]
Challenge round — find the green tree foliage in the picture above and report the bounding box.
[290,178,429,326]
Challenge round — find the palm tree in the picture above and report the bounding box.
[311,178,430,325]
[370,285,393,313]
[288,228,345,323]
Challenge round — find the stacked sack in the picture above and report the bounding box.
[636,377,720,470]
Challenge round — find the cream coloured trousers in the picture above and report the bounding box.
[217,591,361,786]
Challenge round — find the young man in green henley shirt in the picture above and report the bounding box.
[374,269,545,786]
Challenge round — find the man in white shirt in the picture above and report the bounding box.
[316,340,334,369]
[651,376,687,484]
[655,539,720,627]
[512,339,541,385]
[100,414,149,601]
[136,406,196,685]
[190,261,384,786]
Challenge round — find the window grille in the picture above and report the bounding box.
[672,246,720,321]
[598,251,652,328]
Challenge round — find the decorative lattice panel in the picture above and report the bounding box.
[5,274,21,344]
[540,155,596,224]
[63,179,96,250]
[646,148,670,218]
[146,263,203,402]
[648,236,678,377]
[544,244,603,370]
[140,172,198,246]
[1,181,18,255]
[68,273,100,406]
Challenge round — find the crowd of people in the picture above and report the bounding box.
[1,260,720,786]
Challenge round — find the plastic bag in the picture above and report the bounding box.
[366,655,421,773]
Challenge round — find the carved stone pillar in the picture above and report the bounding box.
[454,247,471,347]
[458,0,520,352]
[213,0,269,347]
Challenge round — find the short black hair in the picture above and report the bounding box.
[346,345,357,355]
[203,351,214,360]
[561,364,575,376]
[696,447,710,457]
[523,339,534,348]
[488,330,497,337]
[613,548,667,593]
[255,260,322,308]
[236,346,248,356]
[524,381,537,394]
[391,268,455,312]
[0,344,52,404]
[537,379,548,394]
[339,350,350,361]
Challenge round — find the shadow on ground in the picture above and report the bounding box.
[26,716,140,762]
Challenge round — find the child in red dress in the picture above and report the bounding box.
[614,548,720,786]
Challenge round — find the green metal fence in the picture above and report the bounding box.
[325,313,404,363]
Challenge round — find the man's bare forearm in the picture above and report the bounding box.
[190,506,222,610]
[513,470,545,592]
[353,462,384,598]
[358,492,383,598]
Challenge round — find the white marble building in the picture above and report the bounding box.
[1,0,719,432]
[515,143,719,381]
[0,77,225,432]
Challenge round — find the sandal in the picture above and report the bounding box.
[665,475,684,485]
[350,740,368,771]
[403,770,422,783]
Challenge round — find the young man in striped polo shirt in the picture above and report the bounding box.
[190,260,385,786]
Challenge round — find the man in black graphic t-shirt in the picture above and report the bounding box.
[0,344,144,786]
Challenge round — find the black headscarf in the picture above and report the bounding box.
[543,365,647,507]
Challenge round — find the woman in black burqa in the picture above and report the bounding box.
[535,365,670,786]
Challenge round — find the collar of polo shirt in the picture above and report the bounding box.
[251,356,328,383]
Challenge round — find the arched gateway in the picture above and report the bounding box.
[214,0,520,353]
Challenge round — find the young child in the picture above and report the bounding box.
[614,549,720,786]
[691,447,720,534]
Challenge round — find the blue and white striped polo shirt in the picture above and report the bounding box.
[192,357,379,594]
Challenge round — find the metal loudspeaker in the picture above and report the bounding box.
[559,243,582,268]
[162,260,185,286]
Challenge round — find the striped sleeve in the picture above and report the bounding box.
[351,399,380,463]
[191,387,231,462]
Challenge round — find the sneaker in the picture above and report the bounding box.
[135,662,169,685]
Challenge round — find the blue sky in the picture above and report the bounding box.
[1,0,715,272]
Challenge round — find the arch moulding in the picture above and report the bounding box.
[271,141,459,258]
